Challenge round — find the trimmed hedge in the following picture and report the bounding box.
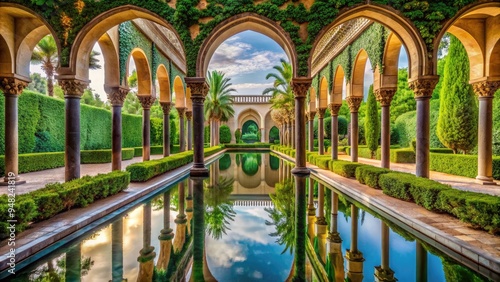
[0,170,130,240]
[224,143,271,149]
[355,166,390,189]
[133,146,166,157]
[80,148,135,164]
[408,177,451,211]
[127,146,224,182]
[390,149,416,163]
[379,172,415,201]
[331,161,367,178]
[429,148,454,154]
[430,153,500,180]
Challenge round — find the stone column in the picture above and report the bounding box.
[294,174,307,281]
[375,89,396,169]
[160,102,172,157]
[106,87,128,171]
[111,218,124,281]
[307,178,316,216]
[346,205,364,282]
[186,111,193,150]
[138,96,156,161]
[137,202,155,282]
[375,222,396,282]
[308,111,316,151]
[192,177,205,281]
[416,241,427,282]
[288,121,292,147]
[472,80,500,185]
[59,79,88,181]
[65,243,82,282]
[157,190,174,270]
[316,183,327,234]
[186,78,209,177]
[291,119,295,149]
[328,191,344,281]
[328,103,342,160]
[291,78,312,175]
[317,108,326,155]
[346,96,363,162]
[0,77,28,185]
[409,77,438,178]
[261,128,265,143]
[177,107,186,152]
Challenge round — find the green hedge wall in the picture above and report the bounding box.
[224,143,271,149]
[430,153,500,180]
[0,170,130,240]
[80,148,135,164]
[390,149,416,163]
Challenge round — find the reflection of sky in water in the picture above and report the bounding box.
[337,209,446,282]
[206,206,294,282]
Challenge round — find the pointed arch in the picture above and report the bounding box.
[308,87,317,112]
[173,76,186,108]
[157,64,170,102]
[331,65,345,104]
[130,48,152,96]
[376,32,404,89]
[318,76,328,109]
[98,31,120,88]
[351,49,369,97]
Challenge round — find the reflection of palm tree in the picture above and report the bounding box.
[204,176,235,240]
[265,179,295,254]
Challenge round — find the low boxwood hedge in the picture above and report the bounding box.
[0,170,130,240]
[313,156,332,169]
[430,153,500,180]
[0,152,65,176]
[429,148,454,154]
[390,149,416,163]
[133,146,165,157]
[355,166,390,189]
[379,172,415,201]
[80,148,135,164]
[408,178,451,211]
[224,143,271,149]
[331,161,367,178]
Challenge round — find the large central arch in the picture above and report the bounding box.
[196,13,298,78]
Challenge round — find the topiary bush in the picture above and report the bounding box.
[219,125,232,144]
[331,161,367,178]
[235,128,242,143]
[390,149,415,163]
[408,178,451,211]
[355,166,390,189]
[379,172,415,201]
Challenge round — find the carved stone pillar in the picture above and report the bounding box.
[329,103,342,160]
[106,86,128,171]
[0,77,28,184]
[375,88,396,169]
[137,202,155,282]
[317,108,326,155]
[291,117,296,149]
[177,107,186,153]
[346,96,363,162]
[186,111,193,150]
[294,174,307,281]
[375,222,396,282]
[59,79,88,181]
[291,78,312,175]
[316,183,327,226]
[138,96,156,161]
[185,77,209,177]
[160,102,172,157]
[346,205,365,282]
[409,77,438,178]
[472,80,500,184]
[308,111,316,152]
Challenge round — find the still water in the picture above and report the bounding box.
[2,152,494,281]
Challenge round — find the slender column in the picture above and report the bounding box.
[261,128,265,142]
[375,222,396,282]
[192,177,205,281]
[416,241,428,282]
[157,190,174,270]
[307,178,316,215]
[294,174,307,281]
[328,103,341,160]
[160,102,172,157]
[328,191,341,243]
[106,86,128,171]
[177,107,186,152]
[346,205,364,282]
[0,77,28,185]
[327,191,344,281]
[346,96,362,162]
[288,122,292,147]
[308,111,316,151]
[374,89,396,169]
[316,183,327,224]
[65,243,82,282]
[186,78,210,177]
[472,80,500,185]
[59,79,88,181]
[111,218,124,281]
[291,77,312,175]
[317,108,326,155]
[186,111,193,150]
[291,120,295,149]
[138,96,156,161]
[137,202,155,282]
[409,77,438,178]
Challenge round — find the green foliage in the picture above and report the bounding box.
[219,125,231,144]
[408,178,451,211]
[437,35,478,154]
[338,115,348,135]
[224,143,271,149]
[269,126,279,143]
[235,128,242,143]
[27,73,47,94]
[80,148,135,164]
[379,172,415,201]
[218,154,231,171]
[430,153,500,180]
[390,68,416,122]
[204,124,211,144]
[205,70,236,123]
[331,160,367,178]
[390,148,415,163]
[0,152,64,176]
[355,166,390,189]
[0,195,36,238]
[364,85,380,157]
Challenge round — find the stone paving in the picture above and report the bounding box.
[0,155,163,195]
[337,154,500,196]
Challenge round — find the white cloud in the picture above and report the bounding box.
[232,82,273,94]
[205,240,247,268]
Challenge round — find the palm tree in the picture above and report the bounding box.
[32,35,101,97]
[204,176,236,240]
[205,70,236,144]
[263,59,294,113]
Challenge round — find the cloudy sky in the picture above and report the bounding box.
[31,30,408,99]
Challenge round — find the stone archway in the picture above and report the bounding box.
[157,64,170,103]
[129,48,152,96]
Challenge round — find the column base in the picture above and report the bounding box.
[0,179,26,186]
[475,176,497,185]
[292,167,310,176]
[190,166,209,178]
[316,216,328,226]
[374,266,396,282]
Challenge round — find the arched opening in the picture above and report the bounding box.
[376,32,404,90]
[489,39,500,77]
[0,35,12,75]
[308,87,317,112]
[157,64,170,103]
[351,49,369,98]
[331,66,344,104]
[173,76,185,108]
[129,49,152,96]
[318,76,328,109]
[269,126,280,144]
[242,120,259,144]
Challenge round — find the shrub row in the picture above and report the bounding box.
[0,171,130,240]
[390,149,415,163]
[126,146,224,182]
[272,145,500,234]
[224,143,271,149]
[1,148,136,176]
[430,153,500,180]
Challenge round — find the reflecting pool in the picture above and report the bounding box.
[1,152,496,281]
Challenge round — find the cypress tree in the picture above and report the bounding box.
[437,34,478,154]
[365,85,380,158]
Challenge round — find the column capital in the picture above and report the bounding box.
[185,111,193,121]
[328,103,342,116]
[58,78,89,98]
[185,77,209,97]
[346,96,363,113]
[176,107,186,117]
[317,108,326,118]
[291,77,312,98]
[0,76,29,96]
[138,95,156,110]
[106,86,129,106]
[160,101,172,114]
[408,76,439,99]
[471,80,500,98]
[374,88,396,106]
[308,111,316,121]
